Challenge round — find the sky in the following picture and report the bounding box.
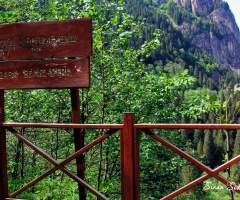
[225,0,240,29]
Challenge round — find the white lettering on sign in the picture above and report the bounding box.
[0,67,72,80]
[0,71,18,79]
[49,66,71,77]
[0,34,77,48]
[23,69,46,78]
[19,34,77,46]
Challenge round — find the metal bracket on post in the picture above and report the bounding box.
[121,113,140,200]
[0,89,9,200]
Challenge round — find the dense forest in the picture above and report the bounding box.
[1,0,240,199]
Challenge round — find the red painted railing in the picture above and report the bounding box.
[1,112,240,200]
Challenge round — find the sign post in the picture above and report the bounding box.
[0,18,92,200]
[0,90,8,200]
[71,88,86,200]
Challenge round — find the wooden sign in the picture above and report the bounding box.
[0,18,92,60]
[0,58,90,89]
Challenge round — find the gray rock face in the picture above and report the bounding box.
[173,0,240,71]
[209,8,240,43]
[173,0,218,16]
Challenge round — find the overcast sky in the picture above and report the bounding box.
[224,0,240,29]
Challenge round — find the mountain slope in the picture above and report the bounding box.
[173,0,240,72]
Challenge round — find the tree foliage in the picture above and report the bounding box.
[2,0,240,199]
[0,0,206,199]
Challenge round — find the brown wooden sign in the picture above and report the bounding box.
[0,58,90,89]
[0,18,92,60]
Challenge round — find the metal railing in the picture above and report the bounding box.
[1,112,240,200]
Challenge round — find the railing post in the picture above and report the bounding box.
[121,113,140,200]
[0,89,8,200]
[133,122,140,200]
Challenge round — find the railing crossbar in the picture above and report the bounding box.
[135,123,240,129]
[5,198,30,200]
[2,123,123,129]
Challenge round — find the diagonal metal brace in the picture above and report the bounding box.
[141,129,240,195]
[162,154,240,199]
[7,127,117,200]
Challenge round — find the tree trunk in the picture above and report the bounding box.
[225,103,234,200]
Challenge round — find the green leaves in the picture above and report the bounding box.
[89,9,94,16]
[1,1,214,199]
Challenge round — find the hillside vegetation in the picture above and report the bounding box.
[1,0,240,199]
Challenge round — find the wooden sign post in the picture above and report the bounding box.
[0,90,8,200]
[0,18,92,200]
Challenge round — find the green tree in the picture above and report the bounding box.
[1,0,228,199]
[193,126,204,149]
[197,138,204,156]
[205,90,240,200]
[203,129,215,168]
[232,130,240,184]
[0,0,199,199]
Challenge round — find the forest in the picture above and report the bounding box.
[1,0,240,199]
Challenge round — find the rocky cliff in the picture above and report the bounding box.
[173,0,220,16]
[172,0,240,72]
